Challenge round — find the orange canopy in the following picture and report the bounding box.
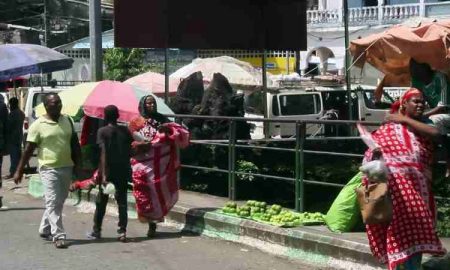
[350,20,450,77]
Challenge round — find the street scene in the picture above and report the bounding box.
[1,159,317,270]
[2,0,450,270]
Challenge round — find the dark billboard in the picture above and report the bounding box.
[114,0,307,50]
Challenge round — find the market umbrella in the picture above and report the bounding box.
[35,80,173,123]
[0,43,74,81]
[170,56,274,88]
[349,19,450,77]
[124,71,180,97]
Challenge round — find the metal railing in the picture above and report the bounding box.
[168,114,387,212]
[307,2,450,27]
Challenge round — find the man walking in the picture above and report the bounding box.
[4,97,25,179]
[14,93,81,249]
[87,105,132,242]
[0,94,8,208]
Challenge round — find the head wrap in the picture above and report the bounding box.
[390,88,423,113]
[138,95,157,118]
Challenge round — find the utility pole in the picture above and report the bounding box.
[262,50,269,138]
[89,0,103,81]
[42,0,49,46]
[43,0,52,83]
[164,48,169,103]
[343,0,353,120]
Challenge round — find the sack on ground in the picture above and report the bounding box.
[324,172,362,233]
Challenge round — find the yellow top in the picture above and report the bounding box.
[27,115,74,168]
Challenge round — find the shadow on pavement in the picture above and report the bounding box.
[422,252,450,270]
[0,206,45,211]
[67,237,149,246]
[182,207,218,235]
[23,167,37,174]
[67,230,189,246]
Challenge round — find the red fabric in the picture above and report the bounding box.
[361,123,446,269]
[390,88,422,113]
[130,122,190,220]
[72,170,99,190]
[80,116,91,146]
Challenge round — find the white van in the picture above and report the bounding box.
[22,86,70,141]
[245,85,407,138]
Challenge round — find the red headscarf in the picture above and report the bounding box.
[390,88,422,113]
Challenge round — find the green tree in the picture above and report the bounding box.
[103,48,150,81]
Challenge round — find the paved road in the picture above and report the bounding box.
[0,158,322,270]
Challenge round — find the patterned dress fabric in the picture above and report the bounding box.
[129,116,189,221]
[361,122,446,269]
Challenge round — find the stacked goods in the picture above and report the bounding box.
[220,200,324,227]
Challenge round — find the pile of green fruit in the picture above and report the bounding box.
[220,200,324,227]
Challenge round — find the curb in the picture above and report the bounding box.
[28,175,384,269]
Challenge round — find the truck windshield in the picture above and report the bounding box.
[279,94,320,115]
[362,90,396,109]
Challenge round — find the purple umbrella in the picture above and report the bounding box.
[0,43,73,81]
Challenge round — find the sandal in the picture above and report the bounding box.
[54,239,67,249]
[117,232,127,243]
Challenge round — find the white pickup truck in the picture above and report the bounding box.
[244,85,407,138]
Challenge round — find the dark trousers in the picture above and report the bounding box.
[93,181,128,233]
[8,143,21,175]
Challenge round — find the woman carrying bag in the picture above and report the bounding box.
[358,88,446,270]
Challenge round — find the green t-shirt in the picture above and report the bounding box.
[27,115,74,168]
[411,72,450,108]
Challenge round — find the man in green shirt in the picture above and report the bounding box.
[13,93,81,249]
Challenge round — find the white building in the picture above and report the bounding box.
[303,0,450,84]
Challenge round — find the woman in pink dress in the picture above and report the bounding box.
[129,95,189,237]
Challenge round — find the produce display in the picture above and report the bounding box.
[220,200,324,227]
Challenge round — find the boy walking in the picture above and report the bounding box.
[87,105,132,242]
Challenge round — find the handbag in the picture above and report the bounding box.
[356,181,392,225]
[356,123,392,225]
[67,115,81,165]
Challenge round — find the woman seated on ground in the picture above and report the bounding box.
[362,88,446,270]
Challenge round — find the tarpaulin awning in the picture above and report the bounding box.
[350,19,450,77]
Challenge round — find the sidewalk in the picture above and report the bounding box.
[27,175,450,270]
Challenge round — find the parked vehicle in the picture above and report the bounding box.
[20,86,76,144]
[244,85,407,138]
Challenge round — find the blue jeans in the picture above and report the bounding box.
[8,143,22,176]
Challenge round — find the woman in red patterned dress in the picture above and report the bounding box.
[362,88,446,269]
[129,95,189,238]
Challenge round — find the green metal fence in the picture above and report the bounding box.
[169,114,391,212]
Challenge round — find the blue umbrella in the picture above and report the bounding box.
[0,44,74,81]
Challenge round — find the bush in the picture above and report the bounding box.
[236,160,259,182]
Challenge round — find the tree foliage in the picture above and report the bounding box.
[103,48,149,81]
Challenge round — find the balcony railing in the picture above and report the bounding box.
[307,2,450,27]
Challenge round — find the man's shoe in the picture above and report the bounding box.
[117,231,127,243]
[54,239,67,249]
[86,231,101,240]
[39,233,52,241]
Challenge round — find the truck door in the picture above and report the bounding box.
[357,90,396,130]
[270,92,323,137]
